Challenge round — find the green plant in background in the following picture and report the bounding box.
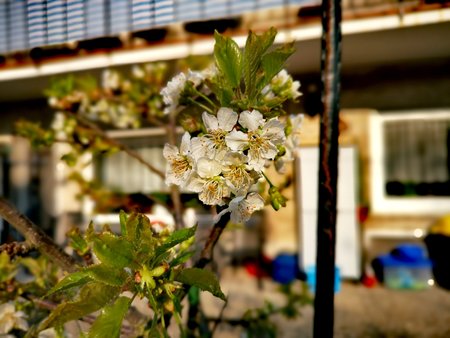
[2,27,309,337]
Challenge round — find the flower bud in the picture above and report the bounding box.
[269,186,287,211]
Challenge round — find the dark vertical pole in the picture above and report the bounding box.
[313,0,342,336]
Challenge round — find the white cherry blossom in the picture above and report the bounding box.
[226,110,285,171]
[222,152,258,196]
[202,108,238,158]
[160,72,187,115]
[163,132,197,187]
[0,302,28,334]
[275,114,304,173]
[187,158,229,205]
[218,192,265,224]
[102,69,120,91]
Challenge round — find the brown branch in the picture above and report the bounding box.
[0,198,78,272]
[196,212,230,269]
[70,113,165,179]
[0,241,34,257]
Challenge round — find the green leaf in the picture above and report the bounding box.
[208,79,233,107]
[67,227,89,255]
[242,27,277,102]
[40,282,121,331]
[214,31,242,89]
[46,271,92,297]
[170,250,194,268]
[125,213,150,245]
[92,233,135,269]
[61,153,78,167]
[119,210,128,236]
[46,264,127,297]
[88,296,131,338]
[176,268,226,301]
[260,42,295,92]
[86,264,128,286]
[155,225,197,257]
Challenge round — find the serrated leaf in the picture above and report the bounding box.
[46,264,127,297]
[155,225,197,257]
[125,213,150,245]
[243,27,277,102]
[176,268,226,301]
[88,296,131,338]
[92,233,135,269]
[260,43,295,91]
[86,264,128,286]
[214,31,242,89]
[46,271,92,297]
[40,282,121,331]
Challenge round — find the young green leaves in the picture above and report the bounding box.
[213,27,295,110]
[40,211,225,337]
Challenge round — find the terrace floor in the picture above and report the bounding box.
[202,266,450,338]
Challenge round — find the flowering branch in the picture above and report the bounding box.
[0,197,78,272]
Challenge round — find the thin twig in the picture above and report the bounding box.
[210,298,229,335]
[70,113,165,179]
[0,198,78,272]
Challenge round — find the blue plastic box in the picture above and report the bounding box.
[377,244,433,290]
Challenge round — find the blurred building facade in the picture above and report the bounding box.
[0,0,449,275]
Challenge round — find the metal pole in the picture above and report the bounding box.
[313,0,342,336]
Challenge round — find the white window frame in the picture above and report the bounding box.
[369,109,450,215]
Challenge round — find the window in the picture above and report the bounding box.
[370,110,450,215]
[93,128,178,194]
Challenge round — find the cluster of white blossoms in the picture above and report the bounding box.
[163,107,302,224]
[161,65,303,224]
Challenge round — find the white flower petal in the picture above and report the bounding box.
[238,110,264,131]
[224,152,248,165]
[163,144,179,159]
[190,136,210,160]
[217,108,238,131]
[202,112,218,131]
[185,176,204,193]
[228,193,264,224]
[225,130,248,151]
[197,158,222,178]
[179,132,191,155]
